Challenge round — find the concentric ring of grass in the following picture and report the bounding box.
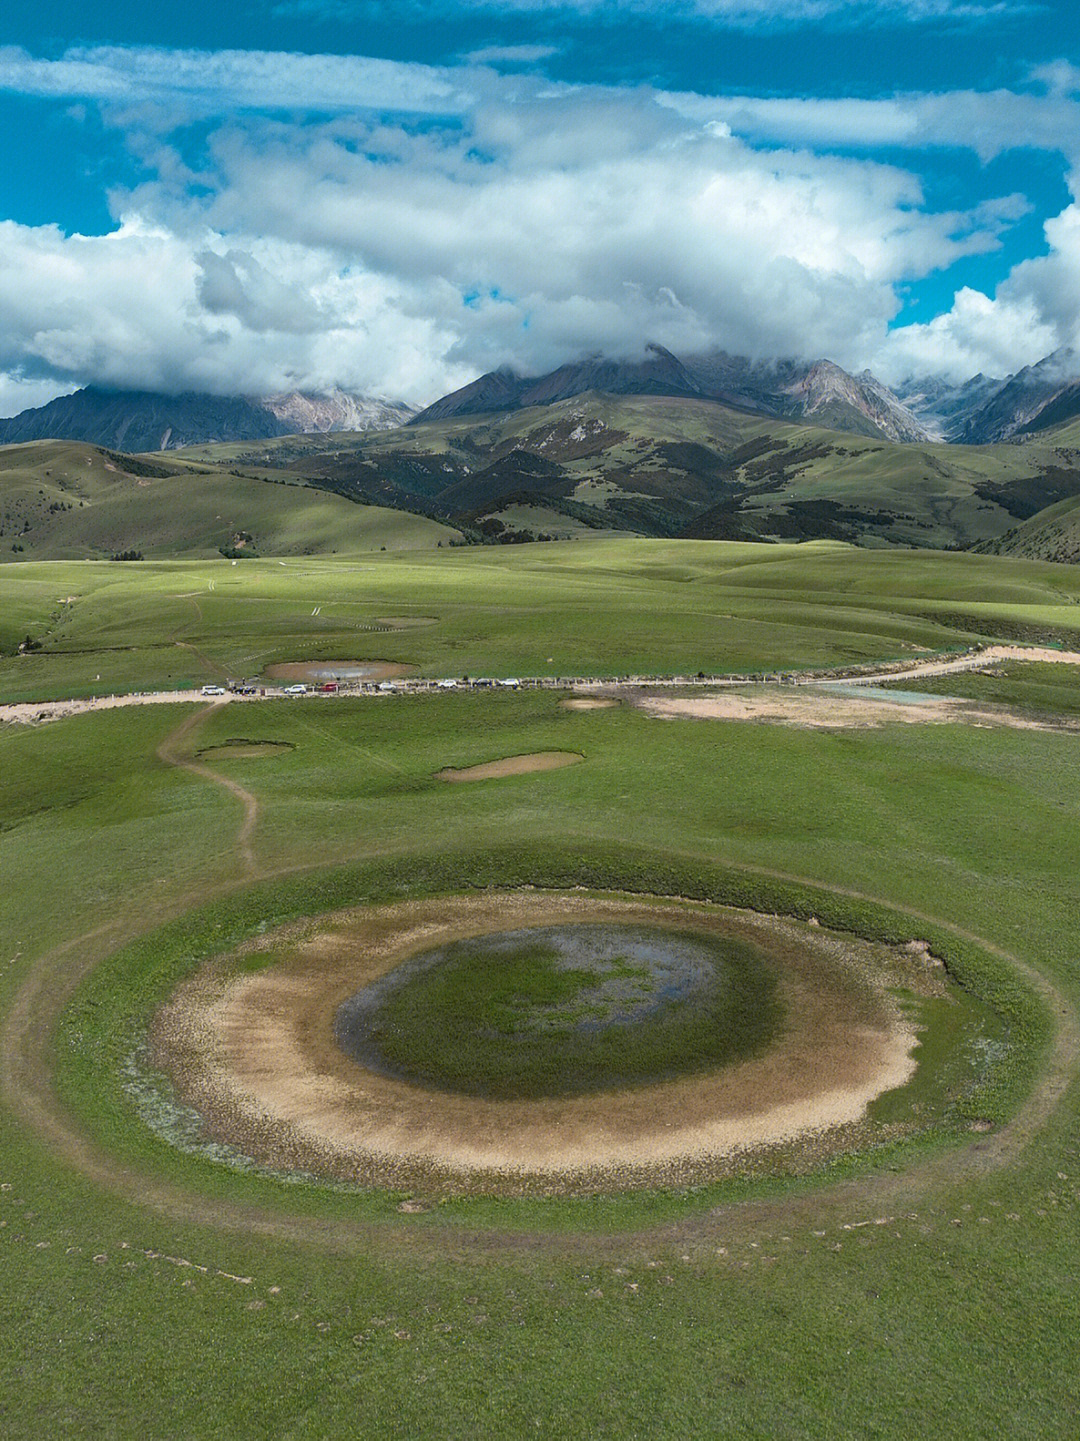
[52,842,1048,1232]
[335,923,780,1099]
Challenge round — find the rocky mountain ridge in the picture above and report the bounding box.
[955,349,1080,444]
[6,343,1080,454]
[0,386,415,452]
[260,389,416,435]
[414,345,933,445]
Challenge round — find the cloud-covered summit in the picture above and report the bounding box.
[2,10,1080,414]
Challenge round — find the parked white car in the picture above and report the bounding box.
[283,683,308,695]
[200,684,226,696]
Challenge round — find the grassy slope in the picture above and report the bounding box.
[174,393,1080,550]
[3,536,1080,703]
[980,491,1080,564]
[2,619,1080,1435]
[0,440,459,562]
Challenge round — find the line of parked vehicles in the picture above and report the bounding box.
[199,676,532,700]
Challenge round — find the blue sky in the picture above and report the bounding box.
[2,0,1080,412]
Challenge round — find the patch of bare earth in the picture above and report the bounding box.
[636,686,1080,732]
[149,893,947,1197]
[436,752,583,782]
[560,698,619,711]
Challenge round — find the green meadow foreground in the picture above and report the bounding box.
[2,537,1080,1436]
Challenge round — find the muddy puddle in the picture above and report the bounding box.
[436,751,583,782]
[334,922,772,1098]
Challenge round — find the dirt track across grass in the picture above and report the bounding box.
[819,644,1080,685]
[4,642,1080,730]
[156,705,261,876]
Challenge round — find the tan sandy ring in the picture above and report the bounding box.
[150,893,947,1196]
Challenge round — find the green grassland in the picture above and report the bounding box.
[0,440,459,563]
[3,541,1080,1436]
[4,537,1080,703]
[172,392,1080,550]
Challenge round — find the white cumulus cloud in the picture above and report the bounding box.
[0,41,1072,406]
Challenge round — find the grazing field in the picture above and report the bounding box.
[2,538,1080,1436]
[5,535,1080,704]
[980,492,1080,565]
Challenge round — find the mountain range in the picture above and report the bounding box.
[413,344,1080,449]
[4,344,1080,454]
[6,385,1080,563]
[5,341,1080,566]
[0,387,416,452]
[412,345,932,444]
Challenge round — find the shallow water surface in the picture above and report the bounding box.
[334,922,779,1099]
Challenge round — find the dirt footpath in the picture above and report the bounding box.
[0,690,248,727]
[820,644,1080,686]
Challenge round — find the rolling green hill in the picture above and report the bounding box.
[175,392,1080,552]
[11,394,1080,561]
[977,492,1080,564]
[0,440,460,563]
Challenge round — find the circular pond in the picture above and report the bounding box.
[195,739,294,761]
[147,892,975,1195]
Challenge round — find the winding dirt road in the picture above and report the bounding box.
[5,642,1080,730]
[156,704,260,876]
